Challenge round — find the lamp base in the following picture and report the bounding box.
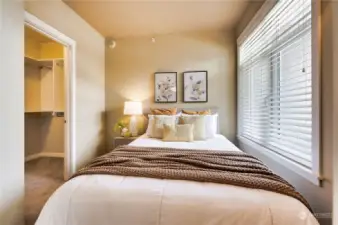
[129,115,138,137]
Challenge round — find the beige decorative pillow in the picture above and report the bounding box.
[151,115,176,139]
[151,108,177,115]
[179,116,206,140]
[182,109,211,115]
[163,124,194,142]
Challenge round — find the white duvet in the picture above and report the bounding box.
[129,134,241,151]
[36,135,318,225]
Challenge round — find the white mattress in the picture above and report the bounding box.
[36,135,318,225]
[129,134,241,151]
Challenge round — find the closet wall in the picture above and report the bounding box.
[24,26,65,159]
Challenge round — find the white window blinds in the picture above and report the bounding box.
[238,0,316,170]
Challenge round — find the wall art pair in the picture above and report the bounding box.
[154,71,208,103]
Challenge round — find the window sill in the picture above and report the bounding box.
[237,135,321,186]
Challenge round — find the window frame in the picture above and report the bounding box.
[237,0,322,185]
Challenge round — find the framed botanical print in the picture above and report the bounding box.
[154,72,177,103]
[183,71,208,103]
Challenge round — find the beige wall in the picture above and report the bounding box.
[236,2,333,225]
[25,116,65,157]
[25,37,40,59]
[40,117,65,154]
[235,1,264,38]
[0,1,25,225]
[105,31,236,148]
[24,37,64,60]
[40,42,63,59]
[25,115,42,157]
[25,0,106,168]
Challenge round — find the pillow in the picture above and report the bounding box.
[148,114,179,120]
[204,114,218,138]
[150,115,176,139]
[151,108,177,115]
[179,114,218,139]
[182,109,211,115]
[163,124,194,142]
[179,116,206,140]
[146,115,180,137]
[146,118,155,136]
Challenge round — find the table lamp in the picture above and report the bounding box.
[124,101,142,137]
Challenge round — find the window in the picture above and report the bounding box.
[237,0,320,183]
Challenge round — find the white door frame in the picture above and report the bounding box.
[333,1,338,223]
[24,11,76,179]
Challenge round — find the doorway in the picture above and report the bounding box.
[24,11,76,224]
[24,11,76,180]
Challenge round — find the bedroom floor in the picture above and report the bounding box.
[25,157,64,225]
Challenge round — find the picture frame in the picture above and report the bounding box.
[154,72,177,103]
[183,71,208,103]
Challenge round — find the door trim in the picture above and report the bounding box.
[24,11,77,179]
[332,1,338,223]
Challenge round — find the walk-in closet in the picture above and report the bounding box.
[24,25,66,224]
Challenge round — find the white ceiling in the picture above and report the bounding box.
[63,0,254,39]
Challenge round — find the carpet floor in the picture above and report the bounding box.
[25,157,64,225]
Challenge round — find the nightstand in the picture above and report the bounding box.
[113,136,138,149]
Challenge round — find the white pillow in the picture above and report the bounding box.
[205,114,218,138]
[146,118,154,136]
[146,115,176,138]
[180,114,218,139]
[146,114,180,136]
[148,114,181,120]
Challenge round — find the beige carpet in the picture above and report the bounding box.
[25,157,64,225]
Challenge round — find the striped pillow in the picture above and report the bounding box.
[151,108,177,115]
[182,109,211,115]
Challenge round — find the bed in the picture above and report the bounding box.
[129,133,241,151]
[36,133,318,225]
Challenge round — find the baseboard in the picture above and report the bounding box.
[25,152,64,162]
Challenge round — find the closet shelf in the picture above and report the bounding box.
[25,111,65,115]
[25,111,52,112]
[24,56,55,68]
[25,111,53,116]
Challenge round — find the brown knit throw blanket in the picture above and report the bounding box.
[72,145,312,211]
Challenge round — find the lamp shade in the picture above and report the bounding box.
[124,101,142,115]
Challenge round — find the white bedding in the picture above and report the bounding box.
[129,134,241,151]
[36,135,318,225]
